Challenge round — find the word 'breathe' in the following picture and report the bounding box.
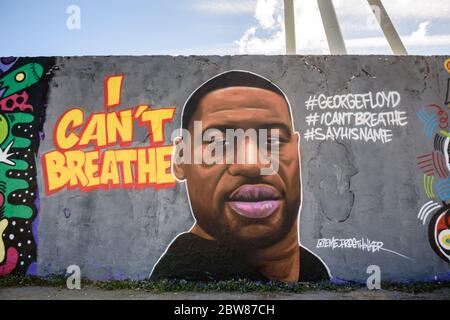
[41,75,176,195]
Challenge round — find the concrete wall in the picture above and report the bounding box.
[1,55,450,282]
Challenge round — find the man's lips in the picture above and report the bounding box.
[228,200,281,219]
[227,185,282,219]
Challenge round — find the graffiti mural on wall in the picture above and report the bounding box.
[1,55,449,282]
[150,71,331,283]
[416,58,450,263]
[0,57,52,276]
[446,58,450,106]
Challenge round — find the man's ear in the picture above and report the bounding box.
[294,131,301,158]
[294,131,300,145]
[172,137,187,181]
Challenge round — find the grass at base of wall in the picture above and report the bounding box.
[0,275,449,294]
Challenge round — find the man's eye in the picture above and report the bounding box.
[266,137,280,145]
[212,139,228,146]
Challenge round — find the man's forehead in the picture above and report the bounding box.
[193,86,292,123]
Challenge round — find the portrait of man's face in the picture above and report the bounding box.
[151,70,329,283]
[174,86,301,248]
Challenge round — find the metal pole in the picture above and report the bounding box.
[367,0,408,55]
[317,0,347,54]
[284,0,296,55]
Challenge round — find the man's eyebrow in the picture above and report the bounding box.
[256,124,291,137]
[207,106,275,115]
[201,123,292,136]
[201,125,230,135]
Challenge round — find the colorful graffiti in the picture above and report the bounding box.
[41,74,176,195]
[416,58,450,263]
[0,57,50,276]
[0,55,448,283]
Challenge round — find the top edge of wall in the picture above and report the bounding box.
[4,54,449,58]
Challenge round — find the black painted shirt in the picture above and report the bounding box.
[150,233,330,282]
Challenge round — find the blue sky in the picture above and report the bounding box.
[0,0,449,56]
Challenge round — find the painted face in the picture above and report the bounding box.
[180,86,301,248]
[429,204,450,262]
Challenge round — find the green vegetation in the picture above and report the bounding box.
[0,275,449,294]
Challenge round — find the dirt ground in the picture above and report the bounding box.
[1,286,450,300]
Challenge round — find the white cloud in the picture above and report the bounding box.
[236,27,285,54]
[191,0,257,15]
[191,0,450,21]
[236,0,327,54]
[346,34,450,49]
[411,21,431,39]
[377,0,450,20]
[236,0,450,55]
[333,0,450,21]
[255,0,280,29]
[347,21,450,50]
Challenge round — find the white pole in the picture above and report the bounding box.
[284,0,297,55]
[317,0,347,54]
[367,0,408,55]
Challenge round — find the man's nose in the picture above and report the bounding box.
[228,162,265,177]
[227,138,271,177]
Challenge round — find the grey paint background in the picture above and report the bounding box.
[35,55,450,282]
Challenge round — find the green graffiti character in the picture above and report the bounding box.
[0,112,35,219]
[0,114,8,145]
[0,63,43,99]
